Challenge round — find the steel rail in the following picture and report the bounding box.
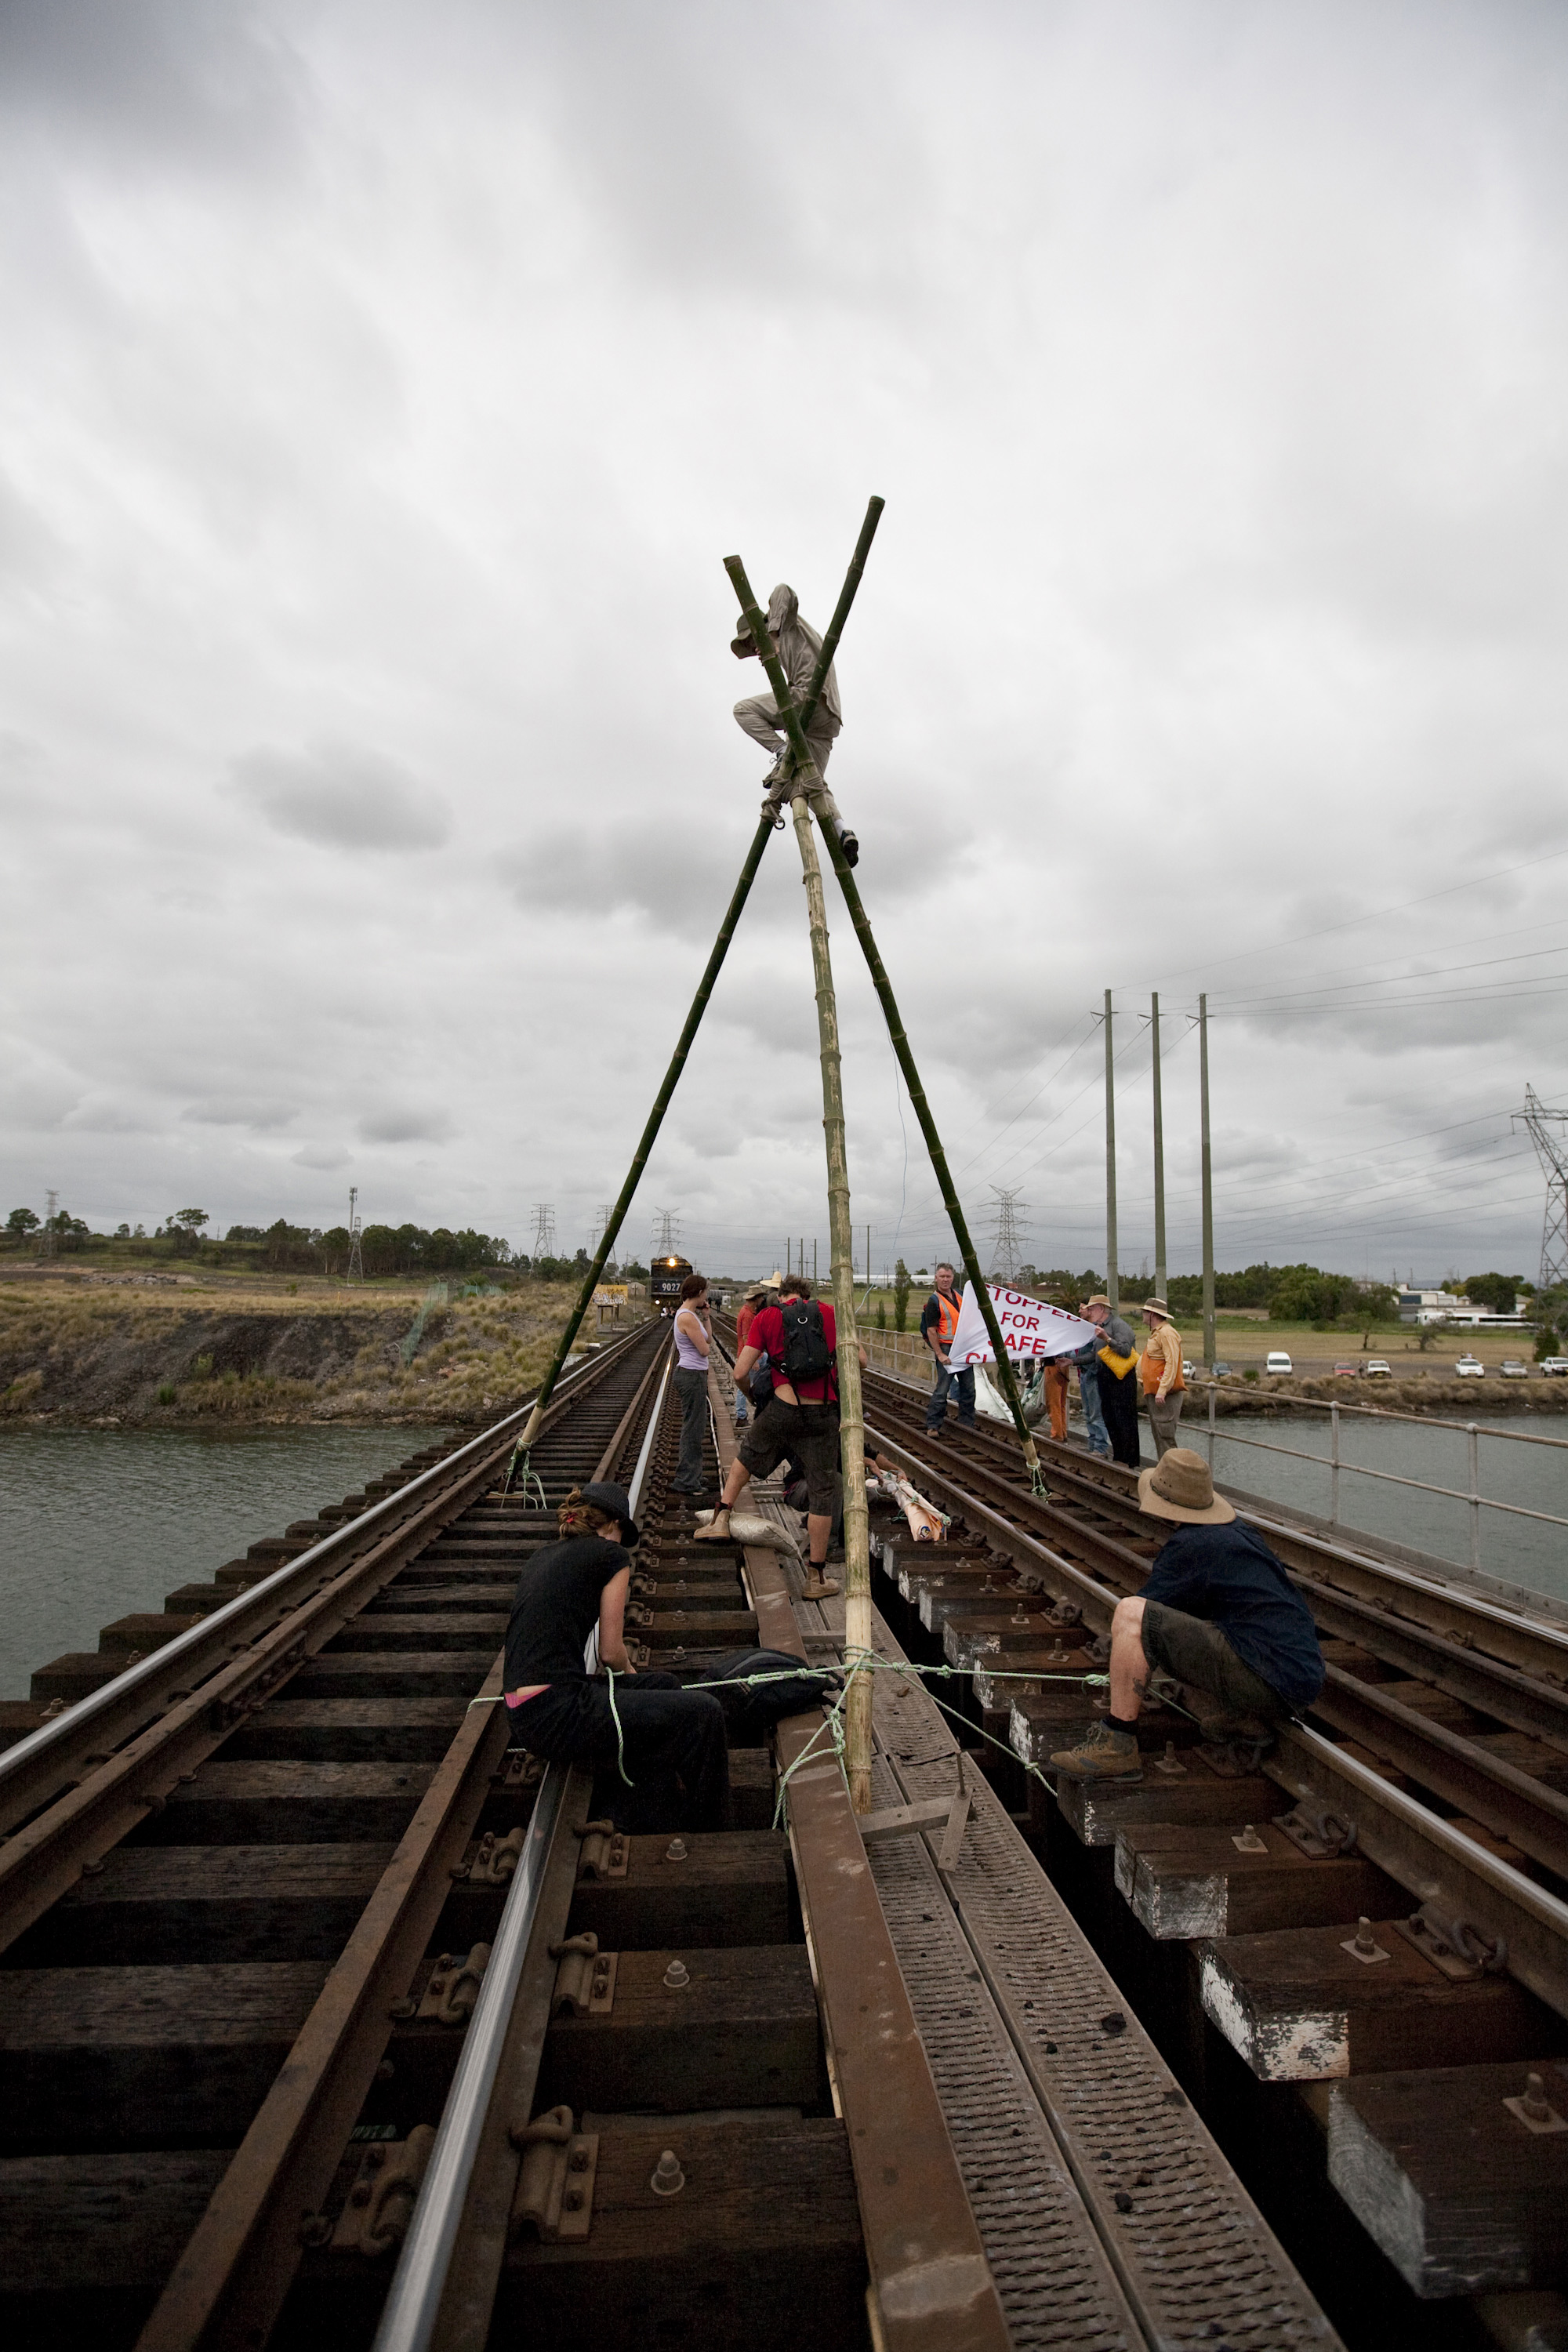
[0,1332,651,1956]
[858,1410,1568,2005]
[371,1335,675,2352]
[0,1332,635,1835]
[1268,1725,1568,2020]
[371,1759,573,2352]
[862,1359,1568,1690]
[135,1321,668,2352]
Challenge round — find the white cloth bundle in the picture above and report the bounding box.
[694,1509,803,1559]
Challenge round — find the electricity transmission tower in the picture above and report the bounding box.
[986,1185,1029,1283]
[531,1203,557,1258]
[652,1207,681,1258]
[593,1203,615,1269]
[1515,1086,1568,1290]
[42,1188,58,1261]
[346,1186,364,1283]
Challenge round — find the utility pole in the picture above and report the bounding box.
[1213,1002,1222,1374]
[1102,989,1118,1311]
[1150,992,1166,1305]
[813,1237,818,1284]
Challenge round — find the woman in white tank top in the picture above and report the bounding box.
[670,1276,712,1496]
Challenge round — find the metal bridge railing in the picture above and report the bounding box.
[1197,1380,1568,1570]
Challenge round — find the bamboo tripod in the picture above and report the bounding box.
[514,495,1045,1806]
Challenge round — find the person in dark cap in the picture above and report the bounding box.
[1048,1448,1324,1782]
[503,1480,730,1831]
[732,582,859,866]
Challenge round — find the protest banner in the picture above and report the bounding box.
[949,1282,1098,1367]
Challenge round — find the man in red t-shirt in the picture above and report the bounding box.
[695,1274,866,1601]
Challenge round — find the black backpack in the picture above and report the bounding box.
[779,1299,833,1382]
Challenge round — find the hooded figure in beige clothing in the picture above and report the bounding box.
[732,583,859,867]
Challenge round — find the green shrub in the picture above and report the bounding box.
[1243,1367,1258,1383]
[155,1382,176,1405]
[191,1353,213,1379]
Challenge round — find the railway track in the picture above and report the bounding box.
[8,1295,1563,2349]
[0,1324,1013,2352]
[843,1351,1568,2328]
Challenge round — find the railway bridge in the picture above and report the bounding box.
[2,1313,1566,2351]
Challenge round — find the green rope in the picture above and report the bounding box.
[605,1664,635,1787]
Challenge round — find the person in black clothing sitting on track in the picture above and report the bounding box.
[1049,1447,1325,1782]
[503,1479,731,1832]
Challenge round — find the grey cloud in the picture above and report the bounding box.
[0,0,307,172]
[230,744,452,854]
[358,1106,456,1145]
[181,1098,299,1132]
[292,1143,353,1170]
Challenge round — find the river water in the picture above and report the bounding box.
[1202,1409,1568,1605]
[0,1425,451,1702]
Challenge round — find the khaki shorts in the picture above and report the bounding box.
[737,1399,840,1515]
[1140,1600,1290,1726]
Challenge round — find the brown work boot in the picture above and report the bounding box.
[1047,1719,1144,1781]
[800,1571,841,1600]
[692,1508,732,1543]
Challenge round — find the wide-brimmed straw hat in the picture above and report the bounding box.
[1137,1448,1235,1526]
[1083,1294,1112,1311]
[1140,1297,1171,1319]
[580,1481,641,1547]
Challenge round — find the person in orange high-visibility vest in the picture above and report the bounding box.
[922,1262,975,1436]
[1140,1298,1186,1458]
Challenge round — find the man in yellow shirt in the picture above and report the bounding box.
[1140,1298,1185,1458]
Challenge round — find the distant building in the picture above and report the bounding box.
[1396,1286,1529,1329]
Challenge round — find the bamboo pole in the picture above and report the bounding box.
[1103,988,1118,1312]
[1151,991,1167,1304]
[503,809,777,1486]
[789,786,875,1809]
[721,543,1047,1485]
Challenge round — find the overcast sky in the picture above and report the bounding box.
[3,0,1566,1290]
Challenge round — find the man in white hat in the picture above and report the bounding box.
[1048,1448,1324,1781]
[1138,1297,1185,1458]
[731,583,859,867]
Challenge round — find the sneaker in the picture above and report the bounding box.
[839,829,859,868]
[1047,1720,1144,1781]
[801,1574,841,1600]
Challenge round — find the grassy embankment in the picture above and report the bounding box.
[0,1272,590,1427]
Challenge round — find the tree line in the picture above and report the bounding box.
[2,1206,649,1286]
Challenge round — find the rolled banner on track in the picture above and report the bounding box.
[948,1280,1098,1367]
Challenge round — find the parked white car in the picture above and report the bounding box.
[1501,1359,1530,1379]
[1265,1351,1294,1376]
[1364,1359,1392,1377]
[1541,1358,1568,1378]
[1455,1355,1485,1377]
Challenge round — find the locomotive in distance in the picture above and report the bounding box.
[650,1254,694,1316]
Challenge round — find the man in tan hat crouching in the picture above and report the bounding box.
[1050,1448,1325,1781]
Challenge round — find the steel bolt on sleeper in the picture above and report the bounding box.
[1504,2071,1568,2133]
